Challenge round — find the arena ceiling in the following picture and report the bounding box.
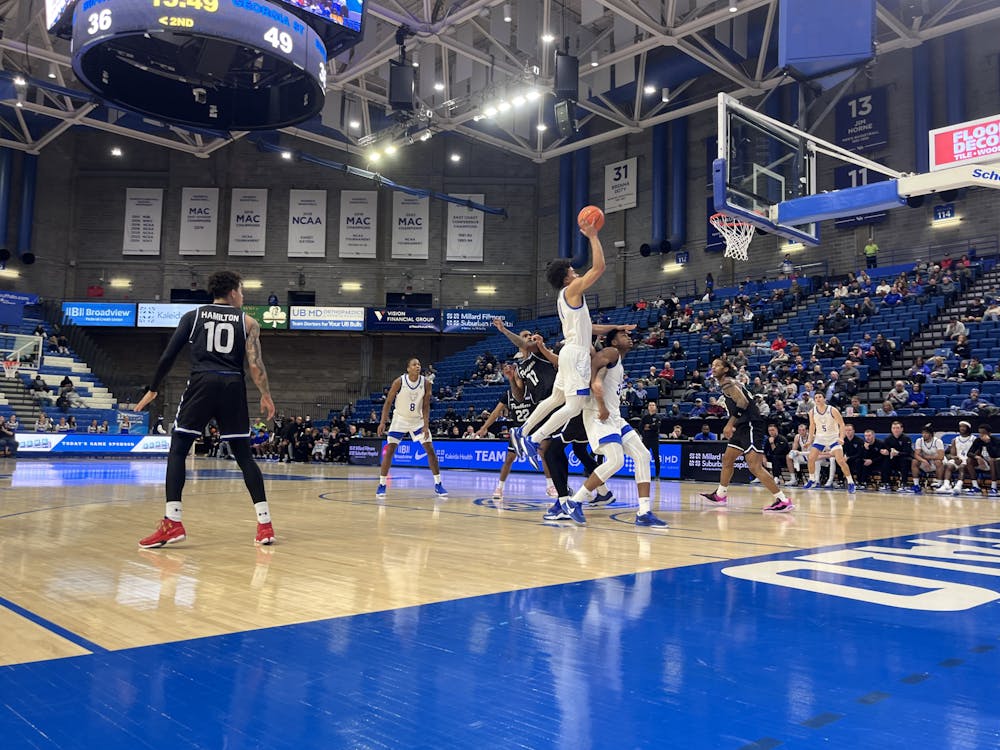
[0,0,996,163]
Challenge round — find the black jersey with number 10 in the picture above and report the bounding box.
[185,304,247,375]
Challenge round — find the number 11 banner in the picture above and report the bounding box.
[604,157,637,213]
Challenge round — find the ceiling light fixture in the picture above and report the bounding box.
[369,150,381,162]
[729,1,738,11]
[384,144,397,155]
[348,119,360,130]
[503,4,512,22]
[47,63,57,79]
[643,84,656,95]
[483,104,498,117]
[511,94,526,107]
[536,123,547,132]
[242,280,263,289]
[497,100,511,112]
[341,282,363,291]
[434,82,444,91]
[110,147,123,157]
[661,88,671,103]
[281,151,293,160]
[13,76,25,87]
[590,51,599,67]
[450,153,461,163]
[542,32,555,43]
[526,89,541,101]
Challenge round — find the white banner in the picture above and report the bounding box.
[123,188,163,256]
[228,188,268,256]
[391,193,429,259]
[446,194,485,262]
[178,187,219,256]
[288,189,327,258]
[339,190,378,258]
[604,156,637,213]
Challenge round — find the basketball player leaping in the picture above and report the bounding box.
[700,358,795,512]
[802,392,857,493]
[135,270,276,548]
[513,218,630,468]
[377,357,447,499]
[555,328,667,527]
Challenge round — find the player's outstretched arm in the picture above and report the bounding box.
[565,221,606,302]
[136,310,194,412]
[534,336,560,367]
[592,324,636,336]
[244,315,275,420]
[477,402,505,437]
[492,318,531,350]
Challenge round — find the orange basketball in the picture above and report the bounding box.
[577,205,605,231]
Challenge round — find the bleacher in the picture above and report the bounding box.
[10,317,124,429]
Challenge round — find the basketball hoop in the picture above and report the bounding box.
[710,212,756,262]
[2,359,18,379]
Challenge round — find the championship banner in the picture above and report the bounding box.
[391,193,429,259]
[446,194,485,262]
[339,190,378,258]
[288,189,327,258]
[123,188,163,255]
[178,187,219,256]
[604,157,637,213]
[244,304,288,330]
[228,188,268,256]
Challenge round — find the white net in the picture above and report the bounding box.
[2,358,18,378]
[710,212,756,262]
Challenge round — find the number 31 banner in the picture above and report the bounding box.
[604,157,637,213]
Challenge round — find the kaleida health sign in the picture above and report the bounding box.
[930,113,1000,171]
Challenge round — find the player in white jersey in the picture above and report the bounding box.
[376,357,447,499]
[909,424,945,492]
[513,215,607,469]
[803,392,857,493]
[555,329,667,527]
[940,420,977,494]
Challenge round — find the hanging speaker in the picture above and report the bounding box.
[553,51,579,101]
[554,100,574,138]
[388,60,415,111]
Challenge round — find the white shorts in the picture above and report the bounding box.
[553,344,592,397]
[945,455,969,468]
[583,408,628,453]
[386,418,432,444]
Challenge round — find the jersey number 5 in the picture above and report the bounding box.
[204,321,235,354]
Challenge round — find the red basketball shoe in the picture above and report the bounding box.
[255,522,276,546]
[138,518,186,548]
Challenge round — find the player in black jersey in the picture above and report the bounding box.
[700,357,795,513]
[135,271,276,548]
[477,362,552,499]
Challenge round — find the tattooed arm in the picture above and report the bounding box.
[245,314,276,420]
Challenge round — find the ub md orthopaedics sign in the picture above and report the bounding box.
[723,525,1000,611]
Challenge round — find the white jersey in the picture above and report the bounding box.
[557,287,592,348]
[811,405,840,443]
[393,374,425,422]
[951,433,975,459]
[915,436,944,459]
[590,354,625,418]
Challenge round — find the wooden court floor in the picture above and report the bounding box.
[2,458,1000,748]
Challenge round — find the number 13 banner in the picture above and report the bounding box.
[604,157,637,213]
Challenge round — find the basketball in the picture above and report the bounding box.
[577,205,605,231]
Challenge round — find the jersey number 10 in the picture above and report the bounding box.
[204,321,235,354]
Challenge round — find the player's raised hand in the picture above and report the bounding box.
[579,219,600,239]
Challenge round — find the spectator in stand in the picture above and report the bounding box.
[462,425,477,439]
[930,356,950,382]
[656,361,675,390]
[694,424,717,441]
[940,253,953,271]
[984,298,1000,322]
[705,396,727,418]
[689,398,707,418]
[771,334,788,352]
[882,284,904,306]
[876,400,898,417]
[0,416,17,457]
[907,381,928,410]
[864,238,879,268]
[56,416,70,432]
[965,297,987,322]
[940,275,957,303]
[960,388,993,413]
[944,317,967,340]
[844,396,867,417]
[667,424,685,440]
[874,334,895,367]
[967,357,988,383]
[953,334,972,360]
[874,279,891,297]
[905,356,930,383]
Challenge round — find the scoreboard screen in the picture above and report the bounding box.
[276,0,364,33]
[45,0,74,30]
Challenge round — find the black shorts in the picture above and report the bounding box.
[728,421,766,455]
[174,372,250,439]
[554,414,588,444]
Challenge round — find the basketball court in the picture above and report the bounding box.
[2,459,1000,748]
